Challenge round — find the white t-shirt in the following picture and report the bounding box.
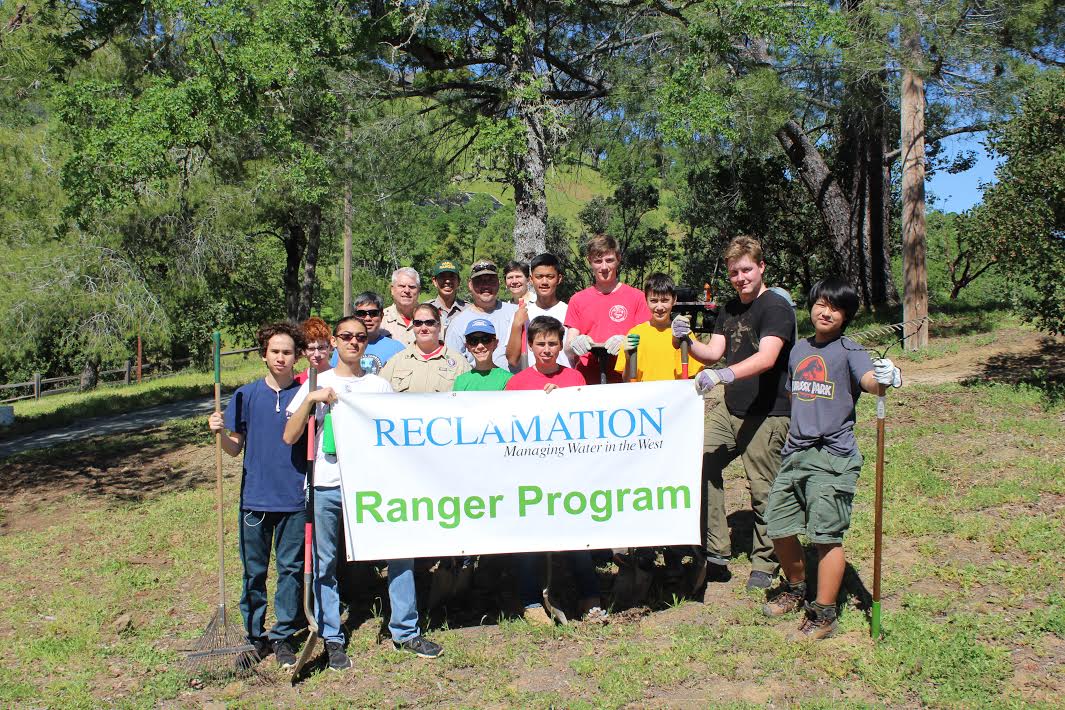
[286,370,393,487]
[522,300,571,369]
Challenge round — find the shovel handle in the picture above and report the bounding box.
[871,384,886,639]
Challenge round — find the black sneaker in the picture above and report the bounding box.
[233,637,269,671]
[746,570,775,590]
[326,642,352,671]
[273,638,297,669]
[706,562,732,583]
[392,635,443,659]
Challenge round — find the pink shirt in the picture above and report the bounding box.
[564,283,651,384]
[504,365,587,391]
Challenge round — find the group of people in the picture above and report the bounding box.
[208,234,904,672]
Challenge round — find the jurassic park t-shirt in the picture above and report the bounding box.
[781,336,874,458]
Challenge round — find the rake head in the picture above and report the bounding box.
[184,604,258,680]
[842,316,931,358]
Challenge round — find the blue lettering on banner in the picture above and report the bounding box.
[369,407,666,448]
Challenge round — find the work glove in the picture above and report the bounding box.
[625,333,641,352]
[605,334,626,356]
[872,358,902,388]
[570,334,593,357]
[694,367,735,395]
[671,315,691,340]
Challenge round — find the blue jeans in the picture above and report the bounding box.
[238,508,306,643]
[313,487,345,644]
[516,551,599,608]
[387,558,419,642]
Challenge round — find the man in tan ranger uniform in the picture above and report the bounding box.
[379,302,470,393]
[382,267,421,347]
[426,260,467,338]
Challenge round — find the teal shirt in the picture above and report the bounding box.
[453,367,512,392]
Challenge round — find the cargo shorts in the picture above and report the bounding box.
[766,447,862,545]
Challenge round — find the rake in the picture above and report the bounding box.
[185,332,256,678]
[842,316,930,640]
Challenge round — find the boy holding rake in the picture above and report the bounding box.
[761,277,901,639]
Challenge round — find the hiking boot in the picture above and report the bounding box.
[706,562,732,584]
[326,642,351,671]
[393,635,444,659]
[746,570,775,590]
[762,582,806,617]
[273,638,297,669]
[788,602,838,641]
[523,604,554,626]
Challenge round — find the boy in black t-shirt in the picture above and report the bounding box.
[762,278,901,639]
[672,236,796,591]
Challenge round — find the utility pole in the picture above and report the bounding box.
[900,21,929,350]
[342,119,353,316]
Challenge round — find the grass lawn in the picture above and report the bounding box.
[0,375,1061,707]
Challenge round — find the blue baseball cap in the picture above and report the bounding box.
[464,318,496,337]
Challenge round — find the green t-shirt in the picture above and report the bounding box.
[453,367,512,392]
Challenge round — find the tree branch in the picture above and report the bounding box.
[883,123,991,164]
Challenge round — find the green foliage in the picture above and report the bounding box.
[962,71,1065,333]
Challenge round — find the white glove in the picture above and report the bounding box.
[570,334,593,357]
[873,358,902,388]
[694,369,722,395]
[604,334,625,356]
[671,315,691,340]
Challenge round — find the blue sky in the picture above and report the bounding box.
[926,133,1002,214]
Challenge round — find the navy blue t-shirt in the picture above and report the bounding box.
[223,378,306,512]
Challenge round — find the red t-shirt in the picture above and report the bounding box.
[504,365,587,391]
[564,283,651,384]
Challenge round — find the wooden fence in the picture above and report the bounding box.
[0,347,259,404]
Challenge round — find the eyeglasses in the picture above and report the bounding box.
[335,332,369,343]
[306,344,332,353]
[354,309,381,318]
[465,334,494,346]
[412,319,438,328]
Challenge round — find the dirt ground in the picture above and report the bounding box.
[903,327,1065,386]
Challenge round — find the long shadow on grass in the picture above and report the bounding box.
[0,421,212,503]
[960,335,1065,406]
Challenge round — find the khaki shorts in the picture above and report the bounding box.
[766,447,862,545]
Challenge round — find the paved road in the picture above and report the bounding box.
[0,394,231,458]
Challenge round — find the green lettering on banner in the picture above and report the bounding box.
[563,491,587,515]
[632,487,653,511]
[589,490,613,522]
[412,496,433,522]
[518,485,542,516]
[387,498,407,522]
[439,496,460,529]
[464,496,485,520]
[355,491,383,523]
[657,485,690,510]
[617,487,631,512]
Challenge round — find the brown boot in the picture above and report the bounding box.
[762,581,806,617]
[788,602,838,641]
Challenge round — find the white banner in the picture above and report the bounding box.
[332,380,703,560]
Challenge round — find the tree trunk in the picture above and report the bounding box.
[297,205,322,322]
[283,220,306,320]
[80,355,100,391]
[775,120,855,281]
[837,71,901,310]
[507,0,549,261]
[343,120,353,316]
[901,31,929,349]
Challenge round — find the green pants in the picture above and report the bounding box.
[701,403,790,574]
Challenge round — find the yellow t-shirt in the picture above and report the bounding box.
[614,321,704,381]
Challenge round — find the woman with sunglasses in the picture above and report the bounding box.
[379,303,470,393]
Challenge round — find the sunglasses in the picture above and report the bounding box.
[412,319,438,328]
[354,309,382,318]
[335,332,368,343]
[465,334,494,347]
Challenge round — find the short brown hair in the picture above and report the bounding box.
[256,321,305,356]
[585,234,621,262]
[723,235,763,265]
[301,316,331,344]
